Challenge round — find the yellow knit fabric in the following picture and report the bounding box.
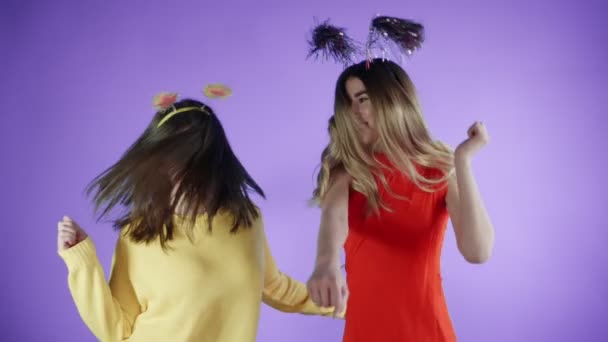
[58,212,339,341]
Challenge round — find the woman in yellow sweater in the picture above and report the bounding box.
[57,94,338,342]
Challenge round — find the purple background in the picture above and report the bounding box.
[3,0,607,341]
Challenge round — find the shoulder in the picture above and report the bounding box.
[114,226,143,252]
[245,205,265,231]
[251,204,264,220]
[331,167,352,185]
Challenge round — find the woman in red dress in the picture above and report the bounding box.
[306,58,495,341]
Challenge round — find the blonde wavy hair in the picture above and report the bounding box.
[312,58,454,212]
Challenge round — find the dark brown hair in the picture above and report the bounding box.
[86,98,265,248]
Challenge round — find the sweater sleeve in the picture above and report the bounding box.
[58,235,142,341]
[261,230,344,318]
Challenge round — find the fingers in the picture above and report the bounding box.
[308,268,349,315]
[319,284,329,308]
[57,225,77,250]
[59,231,77,245]
[58,220,77,233]
[62,215,84,228]
[60,216,74,228]
[334,284,348,317]
[58,229,77,238]
[466,124,474,138]
[59,215,85,235]
[313,288,323,307]
[307,281,322,307]
[330,282,344,317]
[57,216,83,251]
[308,279,337,309]
[477,121,487,135]
[467,121,487,138]
[467,122,478,137]
[58,227,76,237]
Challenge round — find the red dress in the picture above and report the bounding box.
[343,154,457,342]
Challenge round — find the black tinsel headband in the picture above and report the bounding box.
[306,15,425,67]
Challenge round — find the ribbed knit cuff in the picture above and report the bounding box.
[57,236,98,271]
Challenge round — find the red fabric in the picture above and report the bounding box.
[343,154,456,342]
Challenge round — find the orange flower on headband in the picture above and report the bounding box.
[203,84,232,99]
[153,92,178,110]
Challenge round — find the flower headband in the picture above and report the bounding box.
[306,15,425,67]
[154,84,232,128]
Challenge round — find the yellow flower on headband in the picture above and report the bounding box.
[203,84,232,99]
[153,92,178,110]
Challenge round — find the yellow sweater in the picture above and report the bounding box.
[58,212,337,341]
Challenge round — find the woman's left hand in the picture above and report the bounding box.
[455,121,489,161]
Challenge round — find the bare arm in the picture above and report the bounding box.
[315,169,351,267]
[446,151,495,264]
[306,168,351,316]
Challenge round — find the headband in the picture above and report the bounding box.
[153,84,232,128]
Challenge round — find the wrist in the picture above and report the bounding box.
[454,153,472,167]
[315,252,341,268]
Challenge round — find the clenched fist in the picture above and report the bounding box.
[455,121,490,161]
[307,264,348,317]
[57,216,88,252]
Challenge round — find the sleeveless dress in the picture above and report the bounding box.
[343,154,457,342]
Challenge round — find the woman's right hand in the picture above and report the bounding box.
[309,167,351,317]
[57,216,88,252]
[307,262,348,316]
